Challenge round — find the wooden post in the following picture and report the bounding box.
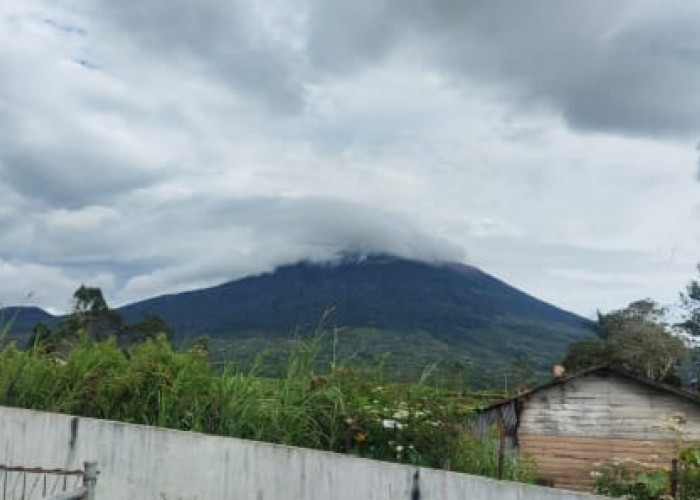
[670,458,679,499]
[83,461,98,500]
[496,407,506,480]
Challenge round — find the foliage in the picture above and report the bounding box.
[28,286,173,353]
[112,255,593,381]
[679,265,700,337]
[562,299,687,382]
[679,446,700,500]
[510,353,536,392]
[591,445,700,500]
[0,329,533,481]
[592,459,670,500]
[561,339,609,373]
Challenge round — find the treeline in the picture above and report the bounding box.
[26,285,174,353]
[561,266,700,384]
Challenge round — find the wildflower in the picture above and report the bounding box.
[393,409,410,420]
[382,419,397,429]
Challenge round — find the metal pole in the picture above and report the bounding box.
[82,462,97,500]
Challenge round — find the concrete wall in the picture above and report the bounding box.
[0,405,602,500]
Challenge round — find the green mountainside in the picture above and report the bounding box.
[119,254,594,381]
[3,254,594,384]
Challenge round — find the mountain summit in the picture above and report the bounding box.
[119,254,593,377]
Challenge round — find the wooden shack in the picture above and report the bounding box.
[479,366,700,491]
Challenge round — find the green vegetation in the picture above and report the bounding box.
[561,299,688,383]
[109,255,594,380]
[679,265,700,337]
[4,262,700,491]
[593,459,670,500]
[26,285,173,354]
[592,446,700,499]
[0,321,533,481]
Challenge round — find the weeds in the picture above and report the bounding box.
[0,329,529,481]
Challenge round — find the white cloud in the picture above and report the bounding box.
[0,0,698,316]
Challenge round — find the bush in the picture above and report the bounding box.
[592,459,670,500]
[0,333,535,482]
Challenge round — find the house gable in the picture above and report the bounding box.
[519,371,700,440]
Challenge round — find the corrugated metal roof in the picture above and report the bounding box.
[480,365,700,413]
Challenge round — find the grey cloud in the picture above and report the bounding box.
[90,0,304,112]
[0,256,116,313]
[1,0,696,317]
[0,152,159,209]
[306,0,700,137]
[115,196,464,303]
[244,197,465,262]
[463,234,694,317]
[0,185,464,308]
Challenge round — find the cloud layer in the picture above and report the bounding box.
[0,0,698,315]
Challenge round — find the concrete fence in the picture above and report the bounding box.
[0,406,603,500]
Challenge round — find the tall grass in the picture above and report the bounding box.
[0,332,534,481]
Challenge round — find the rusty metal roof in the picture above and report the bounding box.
[480,365,700,412]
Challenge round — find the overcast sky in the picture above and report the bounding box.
[1,0,699,316]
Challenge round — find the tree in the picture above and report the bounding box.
[510,353,535,393]
[679,265,700,337]
[29,286,174,352]
[72,285,108,315]
[562,300,688,383]
[71,285,122,341]
[561,339,608,373]
[120,314,174,345]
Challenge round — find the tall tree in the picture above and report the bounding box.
[72,285,122,341]
[72,285,109,315]
[679,265,700,337]
[562,299,687,382]
[30,286,174,352]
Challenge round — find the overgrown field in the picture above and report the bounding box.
[0,330,533,481]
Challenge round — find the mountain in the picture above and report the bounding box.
[117,254,594,379]
[1,255,594,382]
[0,306,57,342]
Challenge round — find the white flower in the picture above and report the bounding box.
[382,419,397,429]
[393,409,410,420]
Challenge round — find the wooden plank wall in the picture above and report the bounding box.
[517,373,700,491]
[519,434,678,491]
